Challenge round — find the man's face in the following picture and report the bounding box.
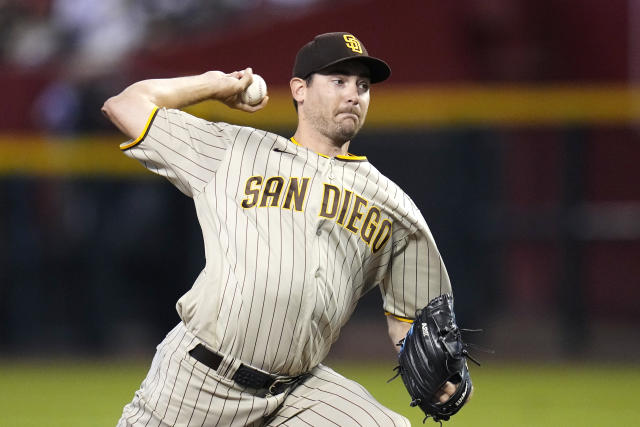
[300,61,371,144]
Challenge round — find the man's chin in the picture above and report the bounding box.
[334,122,362,142]
[334,129,359,143]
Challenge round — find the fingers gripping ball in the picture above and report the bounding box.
[242,74,267,106]
[392,294,478,423]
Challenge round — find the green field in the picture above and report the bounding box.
[0,359,638,426]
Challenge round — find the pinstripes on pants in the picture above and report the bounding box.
[117,322,410,427]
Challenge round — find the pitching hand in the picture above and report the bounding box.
[211,68,269,112]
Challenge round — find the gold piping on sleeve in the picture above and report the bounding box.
[385,312,414,323]
[119,106,159,150]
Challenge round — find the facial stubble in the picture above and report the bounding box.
[308,108,365,146]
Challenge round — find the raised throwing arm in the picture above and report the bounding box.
[101,68,268,140]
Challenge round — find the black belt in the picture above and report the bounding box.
[188,344,301,395]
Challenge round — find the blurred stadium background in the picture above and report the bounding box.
[1,0,639,425]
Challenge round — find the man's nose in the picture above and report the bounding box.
[345,82,360,104]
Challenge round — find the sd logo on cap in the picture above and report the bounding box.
[292,32,391,83]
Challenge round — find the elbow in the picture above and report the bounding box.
[101,83,157,138]
[100,93,140,138]
[101,82,149,124]
[101,95,120,123]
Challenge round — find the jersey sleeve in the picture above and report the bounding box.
[120,107,233,197]
[380,229,453,321]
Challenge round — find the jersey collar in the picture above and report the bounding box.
[289,137,367,162]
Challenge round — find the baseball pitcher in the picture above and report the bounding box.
[102,32,472,426]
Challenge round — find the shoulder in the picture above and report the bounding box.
[226,125,283,146]
[359,161,411,202]
[362,162,426,230]
[160,108,235,136]
[161,108,283,147]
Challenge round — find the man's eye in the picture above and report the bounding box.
[333,79,344,85]
[359,82,370,91]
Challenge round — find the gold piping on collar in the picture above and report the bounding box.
[289,137,367,161]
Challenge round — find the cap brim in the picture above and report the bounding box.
[316,56,391,84]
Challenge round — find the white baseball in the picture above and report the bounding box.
[241,73,267,106]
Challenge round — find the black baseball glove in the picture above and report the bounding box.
[392,294,478,423]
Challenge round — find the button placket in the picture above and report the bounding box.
[328,157,336,180]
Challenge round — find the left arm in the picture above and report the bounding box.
[381,222,471,409]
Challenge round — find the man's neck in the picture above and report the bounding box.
[292,128,351,158]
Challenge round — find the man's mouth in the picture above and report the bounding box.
[337,111,359,120]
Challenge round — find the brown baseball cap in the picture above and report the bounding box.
[292,32,391,83]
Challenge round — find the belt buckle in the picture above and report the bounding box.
[268,377,296,395]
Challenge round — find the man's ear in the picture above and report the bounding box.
[290,78,306,105]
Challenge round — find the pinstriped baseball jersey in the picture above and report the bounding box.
[121,106,452,376]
